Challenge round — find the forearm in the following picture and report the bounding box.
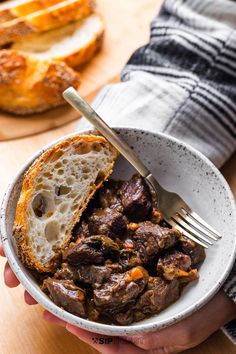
[216,291,236,326]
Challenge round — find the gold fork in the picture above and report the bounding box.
[63,87,221,248]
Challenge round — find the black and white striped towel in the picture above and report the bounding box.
[76,0,236,342]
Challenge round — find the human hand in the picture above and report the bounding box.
[0,244,37,305]
[43,290,236,354]
[1,243,236,353]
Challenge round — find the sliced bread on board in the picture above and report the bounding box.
[0,0,95,46]
[12,13,104,68]
[0,0,64,23]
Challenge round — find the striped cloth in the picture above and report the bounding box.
[76,0,236,342]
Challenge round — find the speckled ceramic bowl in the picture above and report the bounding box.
[1,128,236,336]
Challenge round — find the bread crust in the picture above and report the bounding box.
[0,0,95,45]
[14,135,118,272]
[0,0,65,24]
[0,49,80,114]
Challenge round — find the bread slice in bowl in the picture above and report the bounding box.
[13,135,118,272]
[0,0,65,24]
[0,0,95,46]
[0,49,80,114]
[12,13,104,68]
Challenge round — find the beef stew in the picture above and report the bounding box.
[40,174,205,325]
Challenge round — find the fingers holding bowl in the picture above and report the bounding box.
[1,244,20,288]
[24,290,37,305]
[43,311,67,328]
[66,325,146,354]
[4,262,20,288]
[0,244,5,257]
[44,311,146,354]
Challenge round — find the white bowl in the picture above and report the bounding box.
[1,128,236,336]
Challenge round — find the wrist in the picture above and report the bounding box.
[218,290,236,324]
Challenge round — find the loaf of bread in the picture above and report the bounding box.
[0,0,64,23]
[0,0,95,46]
[0,0,103,115]
[0,49,80,114]
[14,135,118,272]
[12,13,104,68]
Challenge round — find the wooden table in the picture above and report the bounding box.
[0,1,236,353]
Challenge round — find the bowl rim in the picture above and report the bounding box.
[1,127,236,335]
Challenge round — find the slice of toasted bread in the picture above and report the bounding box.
[0,0,95,46]
[0,49,80,114]
[14,135,118,272]
[12,14,104,68]
[0,0,64,24]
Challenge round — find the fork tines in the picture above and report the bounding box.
[169,208,221,249]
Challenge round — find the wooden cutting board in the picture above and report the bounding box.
[0,0,161,141]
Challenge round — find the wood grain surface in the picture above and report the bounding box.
[0,121,235,354]
[0,0,160,141]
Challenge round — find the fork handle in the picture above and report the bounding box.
[63,87,151,178]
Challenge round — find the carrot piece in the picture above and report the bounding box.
[130,267,144,281]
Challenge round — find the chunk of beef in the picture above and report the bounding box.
[63,236,120,266]
[136,277,180,317]
[44,279,86,317]
[112,309,134,325]
[158,251,191,272]
[54,263,78,281]
[119,249,142,270]
[157,251,193,280]
[30,269,51,286]
[71,221,90,242]
[120,174,152,221]
[63,242,104,265]
[104,259,124,272]
[88,207,127,239]
[102,299,137,324]
[87,298,102,321]
[93,266,149,308]
[78,265,110,285]
[78,263,122,287]
[179,235,206,267]
[98,180,123,211]
[133,222,180,263]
